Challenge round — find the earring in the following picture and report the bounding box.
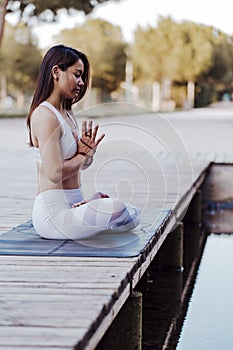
[55,77,59,81]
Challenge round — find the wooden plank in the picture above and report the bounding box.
[0,264,130,273]
[0,255,137,261]
[0,267,130,284]
[0,281,124,290]
[0,274,125,284]
[0,293,113,302]
[0,256,136,266]
[0,314,92,328]
[0,326,85,347]
[0,301,109,325]
[0,283,116,295]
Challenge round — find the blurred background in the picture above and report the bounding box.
[0,0,233,116]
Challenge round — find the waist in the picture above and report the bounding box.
[35,187,84,208]
[35,164,81,194]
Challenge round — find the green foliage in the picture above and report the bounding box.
[194,81,216,107]
[174,22,214,82]
[206,36,233,83]
[0,1,122,49]
[132,16,233,106]
[194,32,233,106]
[54,18,127,94]
[132,17,214,83]
[6,0,121,18]
[0,22,42,96]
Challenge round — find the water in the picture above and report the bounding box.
[177,233,233,350]
[137,226,233,350]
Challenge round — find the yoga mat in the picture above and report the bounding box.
[0,209,171,258]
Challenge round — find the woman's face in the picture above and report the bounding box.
[58,59,85,100]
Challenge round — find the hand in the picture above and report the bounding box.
[77,120,105,157]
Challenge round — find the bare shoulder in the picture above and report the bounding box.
[31,105,58,129]
[30,105,61,146]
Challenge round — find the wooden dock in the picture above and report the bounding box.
[0,108,233,349]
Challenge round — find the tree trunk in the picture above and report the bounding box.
[187,81,195,108]
[16,90,25,109]
[0,0,8,47]
[152,81,160,111]
[0,72,7,108]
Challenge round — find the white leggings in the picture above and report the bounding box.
[32,188,140,240]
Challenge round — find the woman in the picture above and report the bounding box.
[27,44,140,240]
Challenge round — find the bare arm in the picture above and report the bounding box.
[62,153,86,179]
[31,107,84,183]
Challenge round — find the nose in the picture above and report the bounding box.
[77,76,84,86]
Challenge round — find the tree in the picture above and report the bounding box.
[0,21,42,107]
[132,17,214,83]
[205,34,233,84]
[174,22,214,82]
[54,18,127,97]
[195,32,233,106]
[0,0,8,44]
[132,16,233,107]
[0,0,122,46]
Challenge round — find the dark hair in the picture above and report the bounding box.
[26,44,90,146]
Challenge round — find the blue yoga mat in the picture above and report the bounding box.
[0,209,171,258]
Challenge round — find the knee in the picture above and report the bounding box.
[112,199,126,213]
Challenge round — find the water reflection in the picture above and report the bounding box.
[136,222,207,350]
[177,233,233,350]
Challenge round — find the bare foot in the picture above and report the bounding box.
[90,192,110,200]
[72,200,87,208]
[72,192,109,208]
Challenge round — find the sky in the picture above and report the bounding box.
[6,0,233,48]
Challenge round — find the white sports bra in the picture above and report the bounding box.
[33,101,79,164]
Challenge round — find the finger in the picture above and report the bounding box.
[88,120,93,138]
[82,121,87,137]
[92,124,99,141]
[95,133,105,147]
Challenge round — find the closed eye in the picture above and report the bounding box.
[74,69,84,79]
